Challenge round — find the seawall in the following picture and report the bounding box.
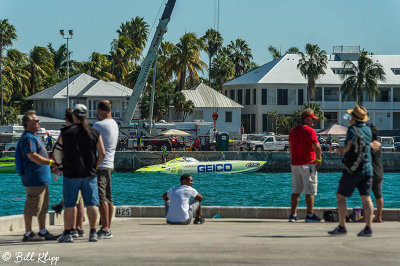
[114,151,400,172]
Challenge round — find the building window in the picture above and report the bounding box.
[245,89,251,105]
[391,68,400,75]
[277,89,288,105]
[253,89,256,105]
[312,87,323,101]
[224,90,228,96]
[225,111,232,123]
[332,68,354,74]
[289,89,296,105]
[298,89,304,105]
[238,89,243,105]
[230,90,235,101]
[251,114,256,133]
[325,112,338,125]
[268,89,276,105]
[262,89,268,105]
[377,88,390,102]
[192,110,203,120]
[324,87,339,101]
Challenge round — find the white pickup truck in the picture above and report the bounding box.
[248,136,289,151]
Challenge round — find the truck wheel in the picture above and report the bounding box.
[256,146,263,152]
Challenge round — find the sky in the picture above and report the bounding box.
[2,0,400,67]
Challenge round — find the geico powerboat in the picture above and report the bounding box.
[135,157,266,175]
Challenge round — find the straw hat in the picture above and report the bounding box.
[347,105,369,122]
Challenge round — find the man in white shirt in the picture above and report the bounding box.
[93,100,119,239]
[162,174,204,225]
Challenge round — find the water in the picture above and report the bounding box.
[1,172,399,217]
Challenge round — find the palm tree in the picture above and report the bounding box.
[340,50,386,105]
[109,36,136,85]
[116,17,149,63]
[297,43,328,106]
[202,29,223,85]
[81,52,115,81]
[165,33,207,91]
[3,49,30,103]
[182,100,195,121]
[267,45,300,60]
[210,54,235,90]
[227,39,253,77]
[24,46,54,95]
[172,91,186,120]
[0,19,17,123]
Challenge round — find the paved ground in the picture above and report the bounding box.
[0,218,399,265]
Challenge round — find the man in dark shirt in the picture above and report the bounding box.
[329,105,374,237]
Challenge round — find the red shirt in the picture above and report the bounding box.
[289,125,318,165]
[194,138,201,148]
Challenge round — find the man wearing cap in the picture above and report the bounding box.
[58,104,106,243]
[288,108,322,222]
[329,105,374,237]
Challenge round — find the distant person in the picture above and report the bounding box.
[326,134,332,145]
[162,146,168,163]
[169,135,178,151]
[330,105,374,237]
[46,133,55,151]
[162,174,205,225]
[370,125,384,223]
[194,136,201,151]
[57,104,105,243]
[93,100,119,239]
[17,110,57,241]
[288,108,322,222]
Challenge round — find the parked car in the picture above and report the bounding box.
[378,137,395,152]
[4,143,17,151]
[248,136,289,151]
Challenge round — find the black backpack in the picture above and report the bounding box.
[342,126,366,174]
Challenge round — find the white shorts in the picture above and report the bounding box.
[291,164,318,195]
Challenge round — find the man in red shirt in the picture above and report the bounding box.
[288,109,322,222]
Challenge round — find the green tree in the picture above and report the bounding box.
[297,43,328,106]
[172,91,186,119]
[165,33,207,91]
[82,52,115,81]
[2,105,19,124]
[340,50,386,105]
[267,45,300,60]
[109,36,136,85]
[116,17,149,63]
[182,100,195,121]
[202,29,223,85]
[24,46,54,95]
[227,39,253,77]
[210,54,235,90]
[0,19,18,124]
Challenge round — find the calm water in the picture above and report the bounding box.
[1,172,399,216]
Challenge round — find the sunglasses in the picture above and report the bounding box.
[31,119,40,123]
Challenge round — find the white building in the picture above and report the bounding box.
[26,73,132,123]
[177,82,243,134]
[223,46,400,133]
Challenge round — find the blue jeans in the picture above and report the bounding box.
[63,177,99,208]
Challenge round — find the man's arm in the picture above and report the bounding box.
[194,193,203,202]
[335,141,353,155]
[96,135,106,169]
[312,142,322,168]
[27,152,55,167]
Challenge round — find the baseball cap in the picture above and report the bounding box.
[72,104,88,117]
[301,108,318,120]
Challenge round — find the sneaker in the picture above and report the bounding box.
[305,213,322,223]
[38,231,58,240]
[22,232,38,242]
[71,229,79,238]
[58,233,74,243]
[51,204,63,214]
[78,230,85,238]
[97,228,113,239]
[288,214,299,222]
[357,227,373,237]
[89,232,98,242]
[328,226,347,235]
[193,217,205,224]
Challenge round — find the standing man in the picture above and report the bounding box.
[162,174,205,225]
[329,106,374,237]
[93,100,119,239]
[288,109,322,222]
[58,104,105,243]
[18,110,57,241]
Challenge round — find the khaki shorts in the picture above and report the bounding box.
[97,168,113,204]
[291,164,318,195]
[24,186,49,216]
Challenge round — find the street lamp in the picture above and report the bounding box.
[60,29,73,108]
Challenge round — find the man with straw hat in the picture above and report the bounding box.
[329,105,374,237]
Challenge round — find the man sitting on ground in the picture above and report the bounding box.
[162,174,205,225]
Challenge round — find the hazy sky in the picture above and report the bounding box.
[2,0,400,66]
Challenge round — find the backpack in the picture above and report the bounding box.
[342,126,366,174]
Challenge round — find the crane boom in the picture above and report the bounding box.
[122,0,177,124]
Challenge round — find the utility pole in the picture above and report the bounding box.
[60,30,73,108]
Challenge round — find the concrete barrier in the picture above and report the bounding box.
[114,151,400,172]
[1,207,399,233]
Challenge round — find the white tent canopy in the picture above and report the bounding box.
[317,124,348,136]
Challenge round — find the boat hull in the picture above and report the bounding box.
[0,157,16,173]
[136,160,266,175]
